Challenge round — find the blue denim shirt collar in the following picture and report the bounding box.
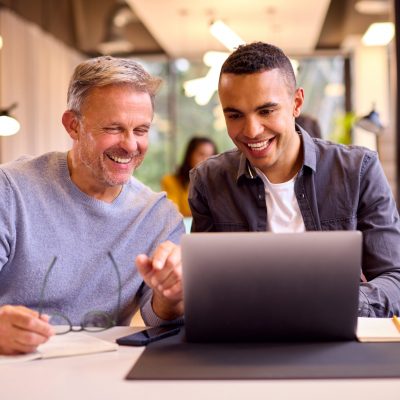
[236,124,316,183]
[237,153,256,181]
[299,124,317,173]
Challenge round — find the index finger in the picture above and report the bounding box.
[13,306,51,322]
[12,309,54,337]
[152,241,178,270]
[14,305,40,318]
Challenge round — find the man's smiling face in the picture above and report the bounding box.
[75,84,153,188]
[219,68,304,183]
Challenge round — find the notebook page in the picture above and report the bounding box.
[357,317,400,342]
[0,332,118,364]
[0,352,40,365]
[38,331,118,358]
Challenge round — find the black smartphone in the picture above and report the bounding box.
[116,325,181,346]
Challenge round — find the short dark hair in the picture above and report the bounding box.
[220,42,296,93]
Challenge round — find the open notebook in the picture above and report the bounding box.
[357,317,400,342]
[0,331,118,364]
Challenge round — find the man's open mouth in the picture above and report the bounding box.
[247,137,275,151]
[106,154,132,164]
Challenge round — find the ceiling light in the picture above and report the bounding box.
[355,1,389,15]
[174,58,190,72]
[362,22,394,46]
[183,20,244,106]
[183,52,229,106]
[113,6,137,28]
[98,39,134,55]
[202,51,229,67]
[209,20,245,52]
[183,63,221,106]
[98,1,135,55]
[183,78,206,98]
[0,104,20,136]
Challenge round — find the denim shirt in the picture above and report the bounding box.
[189,128,400,317]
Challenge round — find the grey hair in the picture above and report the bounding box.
[67,56,162,113]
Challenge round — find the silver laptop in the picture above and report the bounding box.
[181,231,362,342]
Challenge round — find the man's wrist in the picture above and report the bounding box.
[151,293,183,321]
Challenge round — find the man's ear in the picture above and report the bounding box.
[293,88,304,118]
[62,111,80,140]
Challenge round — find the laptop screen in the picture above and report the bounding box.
[182,231,361,342]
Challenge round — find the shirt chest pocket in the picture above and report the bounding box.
[320,216,357,231]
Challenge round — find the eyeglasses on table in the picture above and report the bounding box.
[38,252,121,334]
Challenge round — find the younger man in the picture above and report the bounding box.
[189,42,400,318]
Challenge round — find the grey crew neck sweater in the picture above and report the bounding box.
[0,152,184,326]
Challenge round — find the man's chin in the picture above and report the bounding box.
[103,158,143,185]
[104,173,132,187]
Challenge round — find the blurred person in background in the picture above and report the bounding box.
[162,136,218,217]
[295,114,322,139]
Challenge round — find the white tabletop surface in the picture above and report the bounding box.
[1,326,399,400]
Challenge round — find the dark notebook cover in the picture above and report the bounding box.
[126,330,400,380]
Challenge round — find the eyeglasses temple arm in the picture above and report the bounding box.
[38,256,58,316]
[108,252,122,324]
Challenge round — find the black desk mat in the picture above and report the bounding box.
[126,330,400,380]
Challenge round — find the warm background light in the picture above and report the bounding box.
[209,20,245,52]
[362,22,395,46]
[0,115,20,136]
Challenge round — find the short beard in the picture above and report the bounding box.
[100,152,145,187]
[77,141,145,187]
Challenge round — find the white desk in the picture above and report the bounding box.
[1,326,399,400]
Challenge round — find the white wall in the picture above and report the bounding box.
[0,9,83,163]
[347,37,396,196]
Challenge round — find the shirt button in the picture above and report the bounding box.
[258,194,263,200]
[299,193,305,199]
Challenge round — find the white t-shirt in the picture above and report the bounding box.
[256,170,305,233]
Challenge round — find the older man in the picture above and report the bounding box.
[0,56,184,355]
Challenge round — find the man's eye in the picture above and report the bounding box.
[260,109,272,116]
[226,114,241,120]
[134,128,149,136]
[104,127,122,134]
